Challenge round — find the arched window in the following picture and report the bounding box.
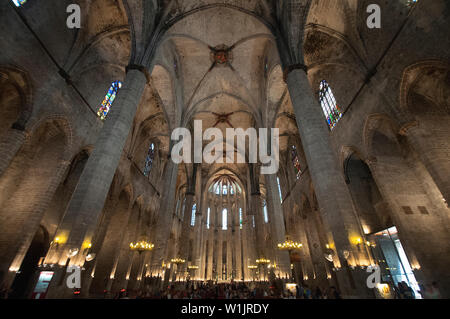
[223,184,228,195]
[215,182,221,195]
[222,208,228,230]
[319,80,342,130]
[191,203,197,226]
[262,200,269,223]
[252,215,255,228]
[277,177,283,203]
[291,145,302,180]
[143,143,155,176]
[181,197,186,219]
[97,81,122,120]
[239,208,243,229]
[12,0,27,6]
[206,207,210,229]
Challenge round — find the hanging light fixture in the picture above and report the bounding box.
[171,258,186,265]
[277,239,303,251]
[129,240,154,253]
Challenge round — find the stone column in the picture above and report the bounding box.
[206,203,215,280]
[44,69,148,271]
[265,174,290,277]
[177,192,194,265]
[251,192,266,260]
[151,159,179,281]
[234,206,242,281]
[285,67,368,297]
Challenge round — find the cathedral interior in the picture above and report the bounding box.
[0,0,449,300]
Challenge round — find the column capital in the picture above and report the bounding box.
[126,64,151,84]
[283,64,308,82]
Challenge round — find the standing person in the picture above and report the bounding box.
[329,286,341,299]
[400,281,414,299]
[424,282,442,299]
[314,287,323,299]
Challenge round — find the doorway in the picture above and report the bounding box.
[368,226,421,298]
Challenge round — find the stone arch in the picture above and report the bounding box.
[0,117,72,283]
[363,113,450,295]
[8,225,50,299]
[398,60,450,203]
[0,65,33,133]
[344,150,393,234]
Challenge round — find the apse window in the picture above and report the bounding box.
[222,209,228,230]
[12,0,27,6]
[239,208,243,229]
[206,207,210,229]
[97,81,122,120]
[319,80,342,130]
[291,145,302,180]
[262,200,269,223]
[191,203,197,226]
[277,177,283,203]
[143,143,155,176]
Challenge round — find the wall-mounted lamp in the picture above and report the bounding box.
[67,248,79,258]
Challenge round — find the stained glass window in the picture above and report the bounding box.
[222,209,228,230]
[291,145,302,180]
[191,203,197,226]
[12,0,27,6]
[277,177,283,203]
[262,200,269,223]
[252,215,255,228]
[223,184,228,195]
[97,81,122,120]
[206,207,210,229]
[239,208,243,230]
[215,182,221,195]
[319,80,342,130]
[143,143,155,176]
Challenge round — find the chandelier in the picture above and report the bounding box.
[171,258,186,265]
[256,258,271,264]
[129,240,154,252]
[277,239,303,251]
[188,265,199,270]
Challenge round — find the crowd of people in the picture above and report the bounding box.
[113,282,342,300]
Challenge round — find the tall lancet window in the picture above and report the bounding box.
[277,177,283,203]
[262,200,269,223]
[222,208,228,230]
[98,81,122,120]
[206,207,210,229]
[181,197,186,219]
[143,143,155,176]
[319,80,342,129]
[239,208,243,229]
[12,0,27,6]
[291,145,302,180]
[191,203,197,226]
